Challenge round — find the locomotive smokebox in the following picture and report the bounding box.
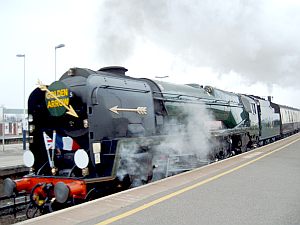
[99,66,128,75]
[268,96,273,102]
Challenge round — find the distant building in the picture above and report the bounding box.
[0,107,27,136]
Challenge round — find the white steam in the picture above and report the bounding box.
[97,0,300,87]
[117,103,214,184]
[159,104,212,158]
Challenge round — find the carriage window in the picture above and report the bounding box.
[251,103,257,114]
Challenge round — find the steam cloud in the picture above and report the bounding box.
[98,0,300,87]
[117,103,213,185]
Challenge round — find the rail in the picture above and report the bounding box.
[0,194,29,218]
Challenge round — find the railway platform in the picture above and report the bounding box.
[0,144,27,177]
[18,133,300,225]
[0,144,29,197]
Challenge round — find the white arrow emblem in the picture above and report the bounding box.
[109,106,147,115]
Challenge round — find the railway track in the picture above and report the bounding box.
[0,195,30,225]
[0,164,32,224]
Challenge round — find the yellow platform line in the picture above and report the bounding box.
[97,137,300,225]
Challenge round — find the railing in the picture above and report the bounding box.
[0,135,25,144]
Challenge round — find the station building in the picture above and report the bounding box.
[0,107,26,137]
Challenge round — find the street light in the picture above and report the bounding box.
[55,44,65,80]
[16,54,26,150]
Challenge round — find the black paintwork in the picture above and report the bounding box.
[27,66,300,184]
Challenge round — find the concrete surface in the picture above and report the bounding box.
[17,133,300,225]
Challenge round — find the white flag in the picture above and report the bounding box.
[43,132,53,150]
[43,132,54,168]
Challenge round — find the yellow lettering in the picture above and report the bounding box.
[47,98,70,109]
[45,89,69,99]
[46,87,70,110]
[63,98,69,105]
[46,92,51,99]
[57,90,62,97]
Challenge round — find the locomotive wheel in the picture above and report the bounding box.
[30,183,47,208]
[26,202,40,219]
[30,182,53,213]
[225,149,233,158]
[85,188,97,201]
[130,177,143,188]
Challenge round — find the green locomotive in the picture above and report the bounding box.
[4,66,299,216]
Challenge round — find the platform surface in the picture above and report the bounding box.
[0,144,27,176]
[18,134,300,225]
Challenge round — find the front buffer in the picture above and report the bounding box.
[4,176,87,217]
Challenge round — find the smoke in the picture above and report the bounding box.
[158,103,212,158]
[97,0,300,87]
[117,102,214,185]
[152,104,213,178]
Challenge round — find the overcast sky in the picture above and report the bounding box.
[1,0,300,109]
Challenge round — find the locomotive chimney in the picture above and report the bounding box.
[268,96,273,102]
[99,66,128,75]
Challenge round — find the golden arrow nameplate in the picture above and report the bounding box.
[109,106,147,115]
[38,80,79,118]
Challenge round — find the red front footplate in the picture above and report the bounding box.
[14,176,87,200]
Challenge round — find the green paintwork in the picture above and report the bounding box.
[205,86,245,128]
[45,81,70,117]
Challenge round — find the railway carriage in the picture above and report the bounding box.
[278,105,300,136]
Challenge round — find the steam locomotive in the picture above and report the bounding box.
[4,66,300,216]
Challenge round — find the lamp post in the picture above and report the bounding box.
[55,44,65,81]
[16,54,26,150]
